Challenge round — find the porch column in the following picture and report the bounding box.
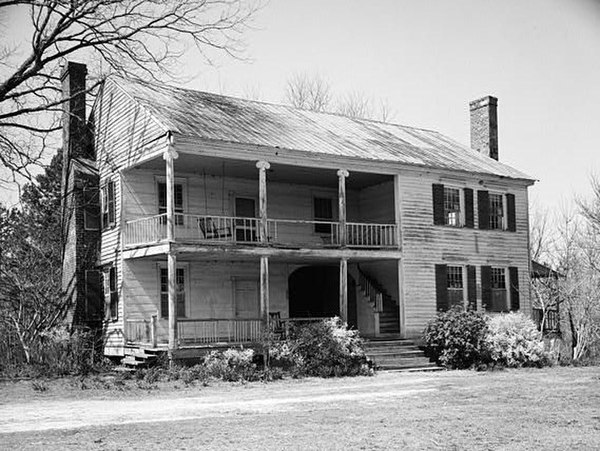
[339,258,348,322]
[337,169,349,246]
[163,148,179,243]
[260,256,270,324]
[256,161,270,243]
[163,148,179,360]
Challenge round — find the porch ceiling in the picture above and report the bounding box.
[136,154,392,189]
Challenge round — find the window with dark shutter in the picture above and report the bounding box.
[509,266,520,310]
[435,264,449,311]
[107,181,115,226]
[477,191,489,230]
[481,265,492,311]
[467,265,477,310]
[447,266,464,307]
[109,266,118,320]
[506,194,516,232]
[432,184,445,225]
[464,188,474,228]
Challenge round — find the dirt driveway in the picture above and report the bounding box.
[1,367,599,450]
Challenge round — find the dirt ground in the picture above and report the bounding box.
[1,366,599,450]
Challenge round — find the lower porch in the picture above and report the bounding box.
[121,257,403,349]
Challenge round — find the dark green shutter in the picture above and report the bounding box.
[509,266,520,310]
[477,190,489,230]
[506,193,516,232]
[467,265,477,310]
[432,184,445,225]
[464,188,474,228]
[107,181,116,226]
[435,264,448,311]
[481,265,492,311]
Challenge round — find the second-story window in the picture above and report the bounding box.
[444,187,461,226]
[158,182,184,225]
[489,193,504,230]
[314,197,334,234]
[101,181,115,230]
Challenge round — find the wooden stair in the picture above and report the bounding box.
[364,337,443,372]
[357,268,400,335]
[121,347,163,368]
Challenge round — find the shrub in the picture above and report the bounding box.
[203,348,258,382]
[423,307,489,369]
[270,317,371,378]
[486,313,550,368]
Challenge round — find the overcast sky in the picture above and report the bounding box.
[2,0,599,213]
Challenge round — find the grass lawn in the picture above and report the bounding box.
[1,366,599,450]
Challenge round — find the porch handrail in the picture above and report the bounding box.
[123,213,167,246]
[357,269,384,313]
[177,318,263,345]
[346,222,397,248]
[267,218,340,246]
[125,315,157,346]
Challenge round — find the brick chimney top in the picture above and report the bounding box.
[470,95,499,161]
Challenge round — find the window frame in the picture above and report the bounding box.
[108,266,118,321]
[446,265,465,307]
[488,192,506,230]
[489,267,509,312]
[100,180,116,230]
[443,186,463,227]
[156,177,187,226]
[158,264,188,319]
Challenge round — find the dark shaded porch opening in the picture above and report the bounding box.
[288,266,357,328]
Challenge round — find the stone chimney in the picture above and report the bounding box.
[469,96,498,161]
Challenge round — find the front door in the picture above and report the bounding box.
[233,279,259,318]
[235,197,257,242]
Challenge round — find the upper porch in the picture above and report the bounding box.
[120,153,401,254]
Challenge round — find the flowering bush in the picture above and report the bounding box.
[203,348,258,382]
[486,313,549,367]
[270,317,371,377]
[423,307,490,369]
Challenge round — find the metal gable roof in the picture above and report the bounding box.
[112,78,534,181]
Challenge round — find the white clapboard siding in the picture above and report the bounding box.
[398,172,531,337]
[123,260,290,343]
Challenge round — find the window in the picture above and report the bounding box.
[235,197,257,242]
[432,184,474,228]
[109,266,118,320]
[490,267,507,312]
[447,266,464,307]
[477,191,516,231]
[101,181,115,229]
[444,187,461,226]
[160,267,186,318]
[85,270,103,321]
[314,197,334,234]
[489,193,504,230]
[157,182,184,225]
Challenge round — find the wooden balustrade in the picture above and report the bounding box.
[124,214,397,249]
[346,222,397,248]
[177,318,263,345]
[358,270,384,313]
[125,315,157,346]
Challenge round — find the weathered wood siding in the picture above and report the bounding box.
[123,259,290,342]
[397,171,531,337]
[92,80,168,354]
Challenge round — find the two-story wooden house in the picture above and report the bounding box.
[60,62,534,359]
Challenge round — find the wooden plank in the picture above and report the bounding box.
[339,258,348,322]
[168,251,177,357]
[260,256,269,324]
[337,169,349,246]
[256,161,270,243]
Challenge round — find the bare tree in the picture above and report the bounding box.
[284,72,331,112]
[0,0,261,180]
[579,174,600,232]
[335,91,372,119]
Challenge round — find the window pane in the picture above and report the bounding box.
[444,188,461,226]
[489,194,503,230]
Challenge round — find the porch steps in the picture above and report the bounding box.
[121,347,163,368]
[364,338,443,372]
[356,268,400,335]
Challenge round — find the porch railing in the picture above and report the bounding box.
[177,318,263,345]
[125,315,157,347]
[124,214,397,249]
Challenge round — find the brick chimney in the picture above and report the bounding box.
[61,61,89,164]
[469,96,498,161]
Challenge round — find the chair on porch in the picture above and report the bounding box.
[198,217,232,240]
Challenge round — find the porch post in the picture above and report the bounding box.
[339,258,348,322]
[260,256,270,324]
[163,148,179,243]
[163,148,179,361]
[256,161,270,243]
[337,169,349,246]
